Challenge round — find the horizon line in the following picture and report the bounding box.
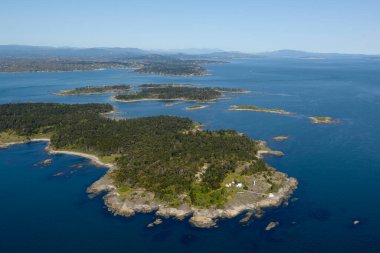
[1,44,379,56]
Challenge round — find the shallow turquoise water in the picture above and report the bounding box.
[1,58,380,252]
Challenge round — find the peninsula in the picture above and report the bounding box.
[229,105,295,115]
[59,84,132,95]
[114,85,247,103]
[0,103,297,228]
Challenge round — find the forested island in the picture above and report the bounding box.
[0,103,297,228]
[229,105,295,115]
[134,62,207,76]
[139,83,195,89]
[59,84,132,95]
[114,85,247,102]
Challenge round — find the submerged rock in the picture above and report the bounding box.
[69,162,86,169]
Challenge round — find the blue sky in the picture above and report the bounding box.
[1,0,380,54]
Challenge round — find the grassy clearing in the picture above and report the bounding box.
[0,131,28,143]
[100,154,122,164]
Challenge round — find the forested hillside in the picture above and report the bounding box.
[0,103,267,207]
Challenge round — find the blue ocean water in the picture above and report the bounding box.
[0,58,380,253]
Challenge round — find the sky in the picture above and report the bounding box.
[1,0,380,54]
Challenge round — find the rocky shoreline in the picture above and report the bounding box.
[88,170,297,228]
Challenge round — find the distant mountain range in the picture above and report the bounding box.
[0,45,148,58]
[0,45,378,59]
[255,49,378,59]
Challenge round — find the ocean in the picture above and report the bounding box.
[1,58,379,253]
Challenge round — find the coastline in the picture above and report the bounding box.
[0,138,114,169]
[1,138,297,228]
[256,140,285,158]
[0,138,50,149]
[57,91,124,96]
[46,148,116,170]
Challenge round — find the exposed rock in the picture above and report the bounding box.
[239,211,254,224]
[265,221,279,231]
[353,220,360,225]
[0,143,9,149]
[257,150,284,158]
[309,116,338,124]
[42,159,52,165]
[256,141,284,158]
[272,136,289,141]
[153,218,163,225]
[87,173,115,195]
[147,218,163,228]
[253,209,265,218]
[189,216,217,228]
[156,206,192,220]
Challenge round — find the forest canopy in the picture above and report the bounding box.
[116,86,224,102]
